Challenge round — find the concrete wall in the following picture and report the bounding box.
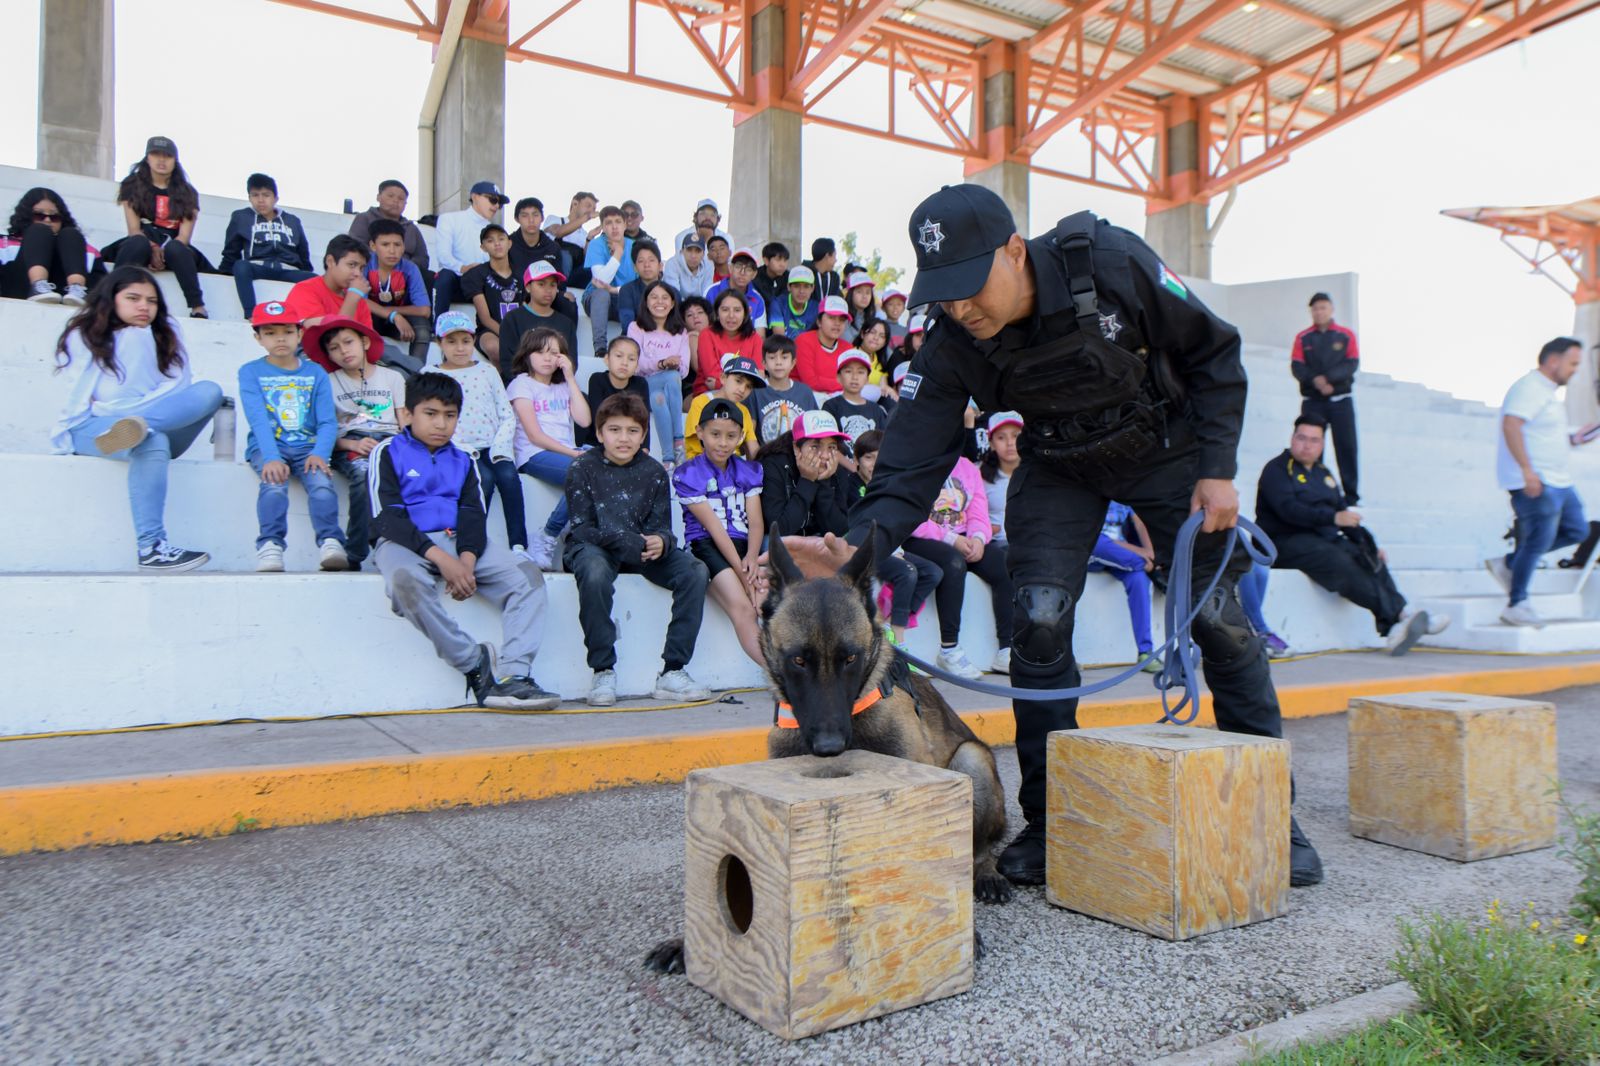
[37,0,115,180]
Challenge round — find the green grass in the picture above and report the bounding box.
[1245,1013,1519,1065]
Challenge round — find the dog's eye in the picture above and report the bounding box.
[792,656,805,668]
[844,654,857,665]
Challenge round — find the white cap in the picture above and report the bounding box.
[987,410,1023,434]
[818,295,850,318]
[788,265,816,285]
[882,287,907,302]
[908,313,928,334]
[836,349,872,372]
[696,198,720,213]
[845,271,875,291]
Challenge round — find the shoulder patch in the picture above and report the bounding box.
[1157,263,1188,300]
[899,372,923,400]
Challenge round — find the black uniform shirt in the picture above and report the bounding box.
[1254,448,1347,542]
[849,216,1247,550]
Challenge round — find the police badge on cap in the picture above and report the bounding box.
[906,184,1017,307]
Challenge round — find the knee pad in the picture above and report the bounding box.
[1012,583,1073,669]
[1192,585,1257,667]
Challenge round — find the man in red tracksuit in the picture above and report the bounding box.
[1291,291,1361,504]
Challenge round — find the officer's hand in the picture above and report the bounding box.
[756,533,855,589]
[1523,470,1544,498]
[1334,509,1361,528]
[1190,479,1239,533]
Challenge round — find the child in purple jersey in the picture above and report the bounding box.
[672,396,765,664]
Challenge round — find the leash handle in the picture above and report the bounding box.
[895,512,1276,725]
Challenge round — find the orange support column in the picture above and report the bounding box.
[731,0,802,258]
[964,43,1028,236]
[1144,94,1212,279]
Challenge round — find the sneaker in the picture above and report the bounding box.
[1484,555,1512,594]
[528,530,559,571]
[255,543,285,572]
[463,643,497,706]
[990,647,1011,674]
[137,540,209,573]
[1264,632,1291,658]
[318,538,349,572]
[94,415,148,454]
[654,669,711,702]
[483,675,561,711]
[883,626,926,675]
[61,282,88,307]
[1500,602,1544,628]
[1384,609,1429,656]
[588,669,619,706]
[1140,654,1163,675]
[1425,613,1451,636]
[936,646,984,681]
[27,279,60,303]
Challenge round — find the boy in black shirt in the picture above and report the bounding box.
[461,223,525,373]
[564,393,710,707]
[822,349,888,471]
[498,261,578,379]
[581,336,650,447]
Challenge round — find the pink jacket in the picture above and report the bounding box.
[627,322,692,379]
[909,457,991,545]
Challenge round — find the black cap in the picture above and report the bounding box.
[145,135,178,157]
[906,184,1016,306]
[701,398,742,424]
[1308,291,1333,306]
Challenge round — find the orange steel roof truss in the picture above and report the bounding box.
[268,0,1600,205]
[1444,201,1600,302]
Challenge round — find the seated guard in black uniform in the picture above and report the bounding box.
[1256,414,1447,655]
[787,184,1324,888]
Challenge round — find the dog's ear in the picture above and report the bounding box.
[837,522,877,597]
[766,524,804,594]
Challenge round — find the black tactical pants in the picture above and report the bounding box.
[1300,395,1358,504]
[1272,531,1406,636]
[1005,432,1283,821]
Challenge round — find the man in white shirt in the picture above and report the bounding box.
[543,190,598,286]
[432,180,507,318]
[672,198,730,254]
[1489,336,1599,625]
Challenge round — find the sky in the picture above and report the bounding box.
[6,0,1598,404]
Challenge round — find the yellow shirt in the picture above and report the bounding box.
[684,392,755,459]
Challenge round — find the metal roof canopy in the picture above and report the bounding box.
[272,0,1598,205]
[1445,199,1600,302]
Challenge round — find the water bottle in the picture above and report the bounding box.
[212,396,236,462]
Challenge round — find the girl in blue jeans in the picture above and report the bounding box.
[50,266,223,571]
[507,327,592,570]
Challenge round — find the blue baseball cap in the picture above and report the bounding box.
[435,310,475,337]
[470,181,510,205]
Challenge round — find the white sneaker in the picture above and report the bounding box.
[937,646,984,681]
[529,531,559,571]
[318,538,349,571]
[1500,602,1544,628]
[1425,613,1451,636]
[28,279,60,303]
[61,283,88,307]
[1384,610,1428,656]
[1484,556,1512,594]
[255,543,285,572]
[654,669,711,701]
[587,669,618,706]
[990,647,1011,674]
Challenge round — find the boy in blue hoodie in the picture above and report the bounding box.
[237,300,347,573]
[219,173,315,316]
[370,372,560,710]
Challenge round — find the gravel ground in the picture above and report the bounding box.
[2,688,1596,1065]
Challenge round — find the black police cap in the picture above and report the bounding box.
[906,184,1017,307]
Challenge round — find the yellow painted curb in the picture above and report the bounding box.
[4,660,1598,856]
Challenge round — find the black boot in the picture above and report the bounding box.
[1290,815,1324,887]
[997,821,1046,885]
[463,643,495,707]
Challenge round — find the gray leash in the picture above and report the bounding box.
[894,512,1277,726]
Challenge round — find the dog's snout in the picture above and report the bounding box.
[808,732,848,757]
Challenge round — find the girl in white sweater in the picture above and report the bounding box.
[434,311,526,554]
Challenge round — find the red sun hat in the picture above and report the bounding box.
[301,315,384,371]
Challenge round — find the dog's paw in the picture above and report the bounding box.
[975,872,1014,905]
[644,937,687,975]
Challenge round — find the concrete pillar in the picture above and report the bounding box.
[731,1,802,257]
[1144,95,1211,279]
[432,36,505,216]
[37,0,115,179]
[1569,300,1600,426]
[964,47,1028,235]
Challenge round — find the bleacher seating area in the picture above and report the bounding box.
[5,162,1600,736]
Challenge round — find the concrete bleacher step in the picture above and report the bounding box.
[1429,616,1600,653]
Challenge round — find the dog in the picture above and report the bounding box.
[645,529,1011,975]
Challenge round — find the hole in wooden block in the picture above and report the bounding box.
[718,854,753,935]
[802,767,854,779]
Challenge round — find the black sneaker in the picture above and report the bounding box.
[137,541,209,573]
[484,676,561,711]
[464,643,496,707]
[1290,815,1324,887]
[997,821,1047,885]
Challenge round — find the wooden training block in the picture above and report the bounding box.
[682,749,973,1040]
[1348,691,1557,861]
[1046,725,1290,941]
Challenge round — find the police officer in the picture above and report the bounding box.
[786,184,1323,888]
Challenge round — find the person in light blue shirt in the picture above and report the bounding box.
[580,205,636,357]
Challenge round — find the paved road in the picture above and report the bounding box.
[3,689,1597,1065]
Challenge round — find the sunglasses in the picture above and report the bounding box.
[33,210,62,222]
[623,210,642,219]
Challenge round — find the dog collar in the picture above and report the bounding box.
[774,687,884,730]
